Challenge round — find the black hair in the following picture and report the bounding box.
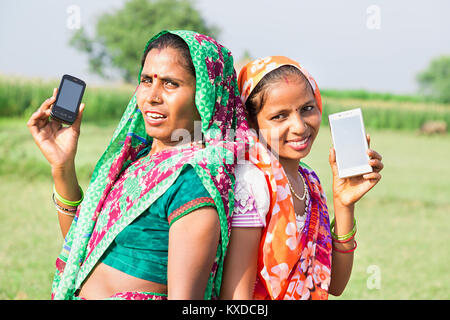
[140,32,196,78]
[245,65,311,124]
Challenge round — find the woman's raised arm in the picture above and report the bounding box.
[27,88,85,237]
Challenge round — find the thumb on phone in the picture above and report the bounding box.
[72,103,85,134]
[329,147,339,177]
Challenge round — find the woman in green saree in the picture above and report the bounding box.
[27,30,248,300]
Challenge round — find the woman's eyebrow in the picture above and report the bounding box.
[140,72,184,83]
[268,99,317,115]
[158,75,184,83]
[301,99,316,106]
[267,106,291,116]
[140,73,152,79]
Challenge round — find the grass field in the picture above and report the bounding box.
[0,118,449,299]
[307,126,450,299]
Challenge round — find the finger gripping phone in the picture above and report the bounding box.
[329,108,372,178]
[50,74,86,125]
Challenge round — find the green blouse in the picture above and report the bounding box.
[100,165,216,284]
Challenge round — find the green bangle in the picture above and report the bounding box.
[53,185,84,207]
[330,217,357,241]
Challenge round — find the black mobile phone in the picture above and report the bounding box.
[50,74,86,125]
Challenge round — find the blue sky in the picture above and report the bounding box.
[1,0,449,93]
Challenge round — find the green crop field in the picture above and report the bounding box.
[2,76,450,132]
[0,117,449,299]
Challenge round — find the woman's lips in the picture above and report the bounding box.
[286,136,310,151]
[144,111,167,125]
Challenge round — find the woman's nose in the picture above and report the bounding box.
[146,81,163,105]
[290,114,307,135]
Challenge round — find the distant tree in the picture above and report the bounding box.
[417,55,450,103]
[69,0,219,83]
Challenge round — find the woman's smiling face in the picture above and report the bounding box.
[254,75,322,164]
[136,47,199,149]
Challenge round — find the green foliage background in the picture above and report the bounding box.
[417,55,450,104]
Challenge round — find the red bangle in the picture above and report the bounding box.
[332,232,356,244]
[333,240,357,253]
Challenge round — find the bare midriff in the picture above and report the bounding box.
[77,262,167,299]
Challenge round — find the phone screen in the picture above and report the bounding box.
[332,114,368,170]
[56,79,84,112]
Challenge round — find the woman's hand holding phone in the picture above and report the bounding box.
[329,134,384,208]
[27,88,85,170]
[28,87,86,238]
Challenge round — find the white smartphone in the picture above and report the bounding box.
[329,108,372,178]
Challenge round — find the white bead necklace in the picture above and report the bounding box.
[287,171,310,232]
[287,171,308,201]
